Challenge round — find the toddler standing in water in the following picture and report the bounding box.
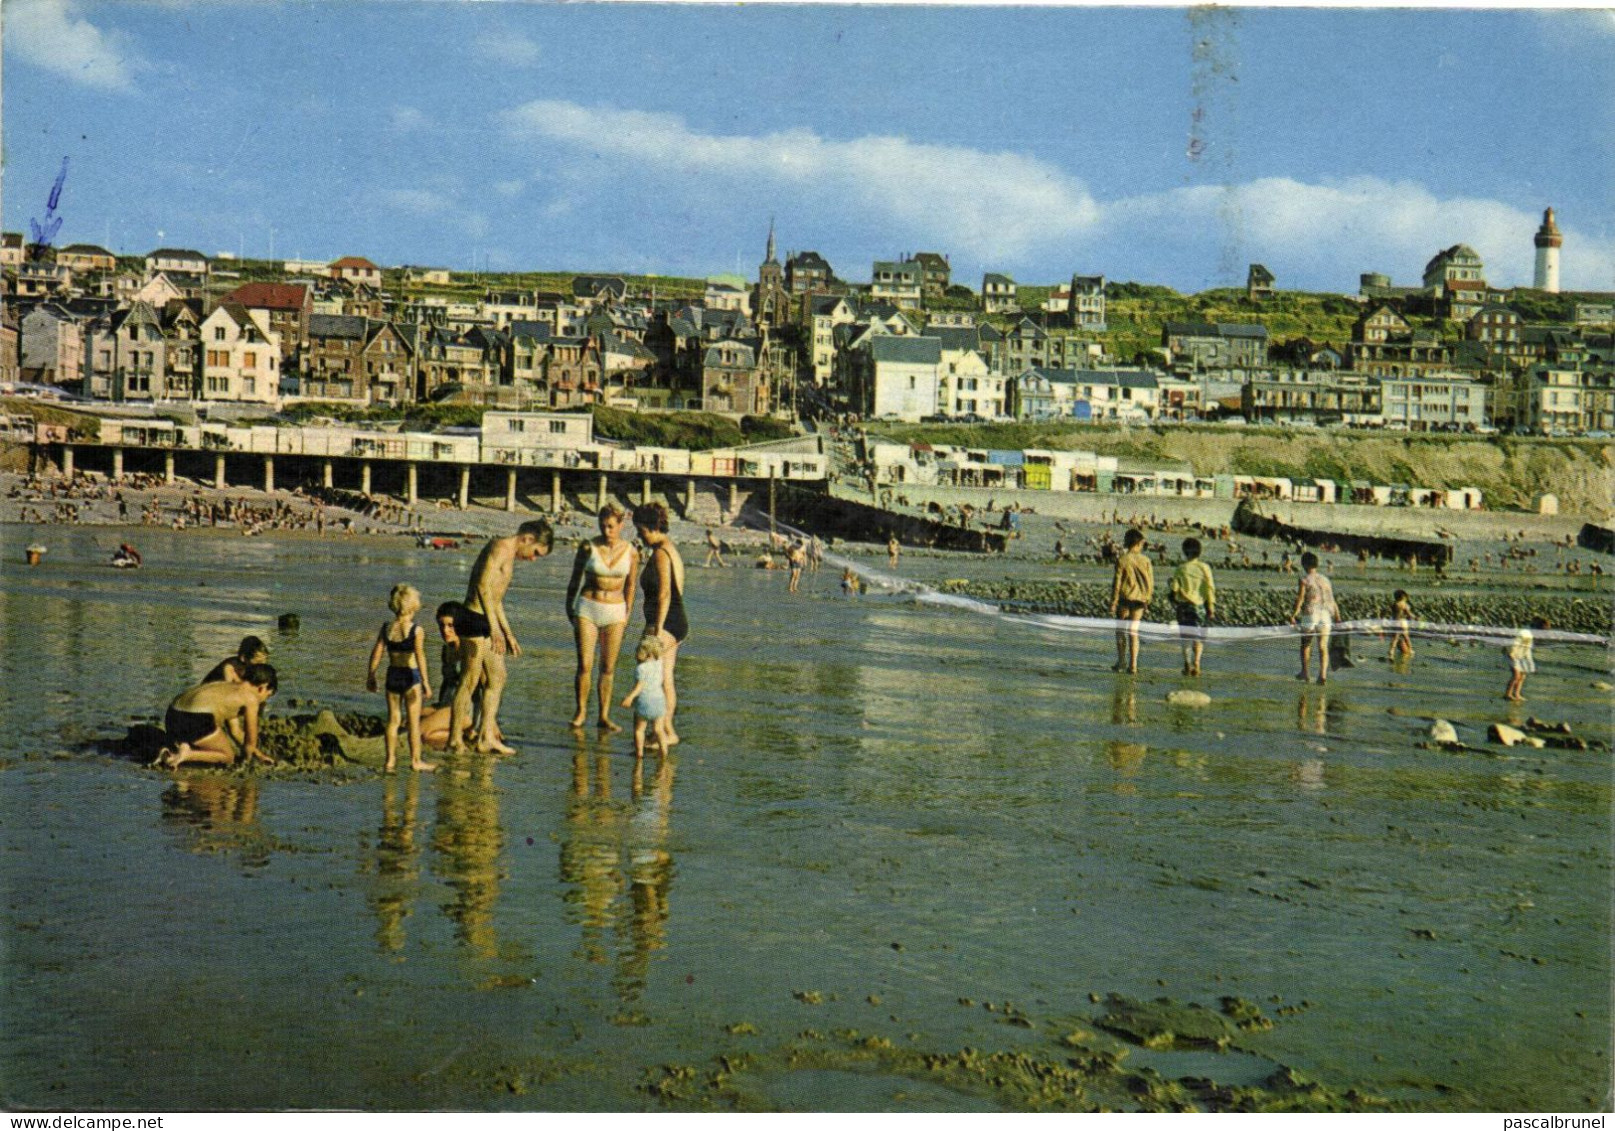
[620,635,673,760]
[1503,628,1535,702]
[367,583,436,773]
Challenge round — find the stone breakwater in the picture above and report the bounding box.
[934,579,1614,638]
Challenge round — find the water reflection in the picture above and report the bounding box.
[366,774,423,953]
[159,775,266,864]
[559,738,676,1003]
[1110,683,1138,726]
[432,755,503,960]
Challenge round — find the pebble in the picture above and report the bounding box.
[1166,689,1211,708]
[1428,719,1458,744]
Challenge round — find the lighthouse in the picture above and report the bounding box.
[1533,207,1561,293]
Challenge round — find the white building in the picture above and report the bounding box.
[480,410,598,465]
[1375,371,1487,431]
[199,304,282,406]
[866,335,941,421]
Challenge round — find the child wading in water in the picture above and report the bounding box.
[1169,537,1216,676]
[1504,628,1535,702]
[1387,589,1415,660]
[620,635,674,760]
[367,583,436,773]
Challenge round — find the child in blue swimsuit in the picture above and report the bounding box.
[367,583,436,774]
[620,636,673,760]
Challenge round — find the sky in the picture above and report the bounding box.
[4,0,1613,295]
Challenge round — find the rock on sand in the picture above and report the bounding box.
[1166,689,1212,708]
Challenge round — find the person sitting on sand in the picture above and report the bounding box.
[419,603,492,751]
[366,583,435,774]
[1290,552,1340,685]
[887,534,901,570]
[448,520,553,755]
[158,665,278,769]
[204,636,270,684]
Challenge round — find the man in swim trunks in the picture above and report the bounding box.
[449,519,553,755]
[159,664,278,769]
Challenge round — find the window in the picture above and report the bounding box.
[214,326,227,341]
[243,378,255,395]
[509,419,525,432]
[549,420,566,434]
[244,351,257,369]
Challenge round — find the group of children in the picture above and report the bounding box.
[1107,530,1541,698]
[366,584,673,769]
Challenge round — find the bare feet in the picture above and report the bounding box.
[598,716,622,733]
[662,732,680,748]
[479,737,517,756]
[568,714,587,729]
[384,760,397,774]
[154,745,178,769]
[412,760,437,773]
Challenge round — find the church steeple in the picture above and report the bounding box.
[765,218,778,265]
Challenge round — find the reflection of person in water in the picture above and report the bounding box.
[160,776,261,857]
[559,738,675,1003]
[368,773,422,953]
[431,753,502,959]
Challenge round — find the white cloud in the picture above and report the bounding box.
[474,31,540,68]
[1104,177,1615,291]
[389,106,430,133]
[498,100,1615,291]
[492,179,526,198]
[499,100,1101,258]
[5,0,143,93]
[374,188,452,216]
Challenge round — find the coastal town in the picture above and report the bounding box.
[4,2,1612,1118]
[5,208,1612,439]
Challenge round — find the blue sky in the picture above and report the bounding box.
[4,1,1613,294]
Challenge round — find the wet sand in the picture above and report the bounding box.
[0,523,1609,1111]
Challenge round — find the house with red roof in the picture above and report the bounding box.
[329,256,382,286]
[224,281,313,360]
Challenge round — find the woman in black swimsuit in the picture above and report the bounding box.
[632,502,687,746]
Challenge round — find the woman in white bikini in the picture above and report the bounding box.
[564,502,639,730]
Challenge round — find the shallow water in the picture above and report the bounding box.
[0,526,1609,1111]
